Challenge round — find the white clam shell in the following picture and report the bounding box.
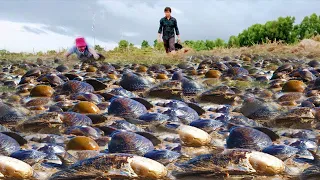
[177,125,211,147]
[0,155,33,179]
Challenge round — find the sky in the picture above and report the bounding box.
[0,0,319,52]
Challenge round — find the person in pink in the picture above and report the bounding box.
[65,37,104,63]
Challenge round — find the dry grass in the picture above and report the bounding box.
[2,39,320,65]
[101,50,186,65]
[197,40,320,60]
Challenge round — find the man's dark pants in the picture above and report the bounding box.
[163,37,175,53]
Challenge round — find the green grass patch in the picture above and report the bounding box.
[0,86,16,93]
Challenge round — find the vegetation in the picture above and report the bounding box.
[0,13,320,65]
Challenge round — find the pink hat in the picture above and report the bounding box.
[75,37,87,47]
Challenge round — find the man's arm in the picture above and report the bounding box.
[174,18,180,42]
[64,47,74,59]
[157,19,163,42]
[88,47,100,59]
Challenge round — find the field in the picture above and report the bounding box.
[1,38,320,67]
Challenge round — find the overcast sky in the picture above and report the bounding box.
[0,0,319,52]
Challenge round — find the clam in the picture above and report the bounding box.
[120,72,151,91]
[0,156,33,179]
[190,119,224,133]
[49,153,167,180]
[65,126,102,138]
[0,102,25,124]
[175,149,285,177]
[262,145,299,160]
[205,70,222,78]
[240,96,279,120]
[62,80,94,94]
[163,106,199,124]
[30,85,54,97]
[70,93,102,104]
[108,97,147,118]
[144,150,181,165]
[181,78,204,95]
[17,112,63,133]
[25,97,50,107]
[226,126,272,151]
[61,112,93,126]
[108,131,154,156]
[300,165,320,180]
[66,136,100,151]
[0,132,20,155]
[72,101,100,114]
[10,149,47,165]
[282,80,306,92]
[176,124,211,147]
[56,65,69,72]
[84,79,108,91]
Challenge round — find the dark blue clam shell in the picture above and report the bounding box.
[228,67,249,76]
[164,100,188,108]
[262,145,299,160]
[226,127,272,151]
[110,120,143,132]
[227,116,262,127]
[108,97,147,118]
[38,144,65,155]
[190,119,224,133]
[139,113,170,122]
[0,132,20,155]
[65,126,103,138]
[62,80,94,94]
[163,106,199,124]
[0,102,25,124]
[11,149,47,165]
[181,78,204,95]
[108,131,154,156]
[27,134,65,144]
[172,71,184,80]
[120,72,151,91]
[70,93,102,104]
[109,88,137,98]
[144,150,181,165]
[62,112,93,126]
[289,139,317,152]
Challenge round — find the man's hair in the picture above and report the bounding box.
[164,7,171,12]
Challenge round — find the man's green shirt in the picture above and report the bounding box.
[158,16,180,40]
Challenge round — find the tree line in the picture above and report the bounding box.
[99,13,320,52]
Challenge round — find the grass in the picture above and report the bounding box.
[0,86,16,93]
[102,50,185,65]
[1,38,320,66]
[211,40,320,60]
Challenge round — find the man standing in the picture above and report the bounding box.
[158,7,180,53]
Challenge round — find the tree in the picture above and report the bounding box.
[205,40,215,50]
[37,51,44,56]
[296,13,320,39]
[153,39,158,48]
[237,15,297,46]
[94,45,104,52]
[214,38,226,48]
[141,40,150,49]
[118,40,129,51]
[228,36,240,47]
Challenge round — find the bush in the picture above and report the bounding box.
[141,40,150,49]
